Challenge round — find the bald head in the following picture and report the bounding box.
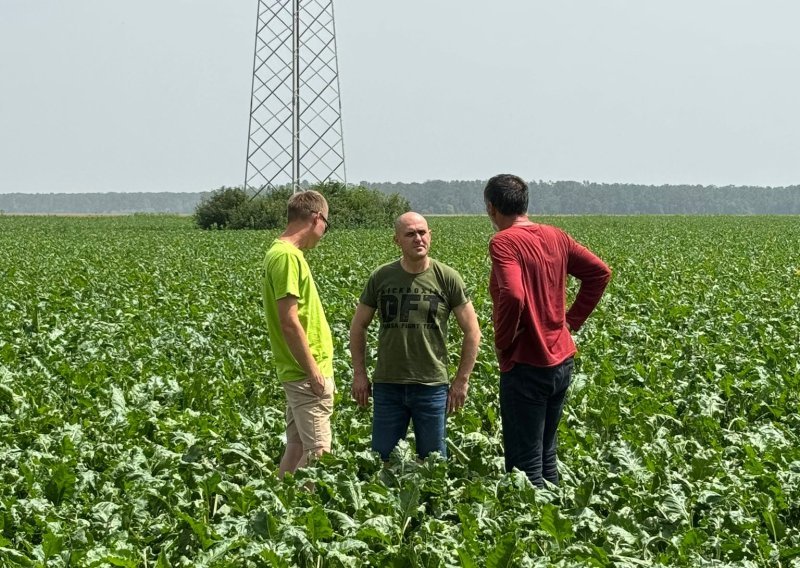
[393,212,431,263]
[394,212,428,234]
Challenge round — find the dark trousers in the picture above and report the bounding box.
[499,358,574,487]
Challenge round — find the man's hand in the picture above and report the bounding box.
[349,303,375,408]
[447,376,469,414]
[351,370,371,408]
[309,372,327,397]
[450,301,479,414]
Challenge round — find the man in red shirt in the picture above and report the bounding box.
[484,174,611,487]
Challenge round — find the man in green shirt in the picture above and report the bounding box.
[350,212,481,460]
[263,190,334,477]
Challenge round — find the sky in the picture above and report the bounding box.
[1,0,798,193]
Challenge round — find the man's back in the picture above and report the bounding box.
[489,223,610,371]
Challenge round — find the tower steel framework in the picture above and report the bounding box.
[244,0,346,196]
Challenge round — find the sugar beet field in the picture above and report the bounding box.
[1,215,799,567]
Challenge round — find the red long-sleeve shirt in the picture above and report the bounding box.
[489,223,611,371]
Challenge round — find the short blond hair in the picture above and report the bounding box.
[287,190,327,222]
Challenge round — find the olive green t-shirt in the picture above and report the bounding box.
[359,259,468,385]
[262,239,333,382]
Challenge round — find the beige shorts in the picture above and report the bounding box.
[282,377,334,452]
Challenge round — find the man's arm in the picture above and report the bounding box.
[349,302,376,408]
[565,239,612,331]
[489,238,525,351]
[277,295,327,396]
[448,301,481,414]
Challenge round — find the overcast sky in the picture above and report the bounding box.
[1,0,798,193]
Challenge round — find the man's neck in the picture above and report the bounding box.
[279,222,311,249]
[400,256,430,274]
[496,214,532,231]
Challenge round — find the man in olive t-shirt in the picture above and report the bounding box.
[349,212,481,460]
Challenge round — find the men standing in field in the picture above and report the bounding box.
[350,212,481,461]
[484,174,611,487]
[262,190,334,477]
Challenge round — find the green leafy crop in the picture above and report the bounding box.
[0,215,798,567]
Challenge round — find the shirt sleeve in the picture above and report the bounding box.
[268,251,302,301]
[359,272,378,308]
[565,234,612,331]
[447,268,469,309]
[489,236,525,351]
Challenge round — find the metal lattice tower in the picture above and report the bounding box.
[244,0,346,195]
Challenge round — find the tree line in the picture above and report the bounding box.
[362,180,800,215]
[2,181,800,215]
[0,192,201,215]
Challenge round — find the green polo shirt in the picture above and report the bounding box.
[262,239,333,382]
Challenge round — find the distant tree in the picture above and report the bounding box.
[320,181,410,228]
[194,187,248,229]
[228,187,292,230]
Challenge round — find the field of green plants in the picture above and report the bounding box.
[1,215,799,567]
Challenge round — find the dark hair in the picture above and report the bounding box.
[484,174,528,216]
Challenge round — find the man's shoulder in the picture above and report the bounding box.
[489,229,515,251]
[492,223,568,245]
[536,222,567,235]
[265,240,306,273]
[429,260,467,298]
[369,259,401,278]
[429,258,462,278]
[266,239,303,259]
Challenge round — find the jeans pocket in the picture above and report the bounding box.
[558,358,574,391]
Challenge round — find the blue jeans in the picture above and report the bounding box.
[499,358,573,487]
[372,383,448,461]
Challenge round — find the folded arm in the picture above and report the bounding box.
[565,240,612,331]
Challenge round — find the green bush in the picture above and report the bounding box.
[312,180,410,229]
[228,187,292,229]
[194,187,248,229]
[194,182,410,231]
[326,183,410,229]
